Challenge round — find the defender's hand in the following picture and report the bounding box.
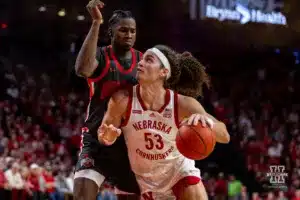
[86,0,104,23]
[97,124,121,146]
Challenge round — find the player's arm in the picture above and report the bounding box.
[75,1,104,78]
[97,90,129,145]
[177,95,230,144]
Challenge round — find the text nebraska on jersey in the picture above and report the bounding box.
[132,120,172,134]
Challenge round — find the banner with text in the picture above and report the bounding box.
[190,0,286,25]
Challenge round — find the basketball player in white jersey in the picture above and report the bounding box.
[97,45,230,200]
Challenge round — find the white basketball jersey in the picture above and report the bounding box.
[122,85,200,196]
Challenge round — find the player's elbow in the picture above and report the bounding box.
[219,131,230,144]
[215,123,230,144]
[75,62,85,77]
[75,64,91,78]
[75,57,97,78]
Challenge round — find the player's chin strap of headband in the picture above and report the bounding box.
[147,47,171,80]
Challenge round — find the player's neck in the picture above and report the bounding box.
[139,84,166,110]
[112,44,131,59]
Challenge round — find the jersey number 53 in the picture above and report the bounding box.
[144,132,164,150]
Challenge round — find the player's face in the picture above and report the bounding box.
[137,51,169,84]
[112,18,136,50]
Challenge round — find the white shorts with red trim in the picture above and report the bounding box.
[141,175,201,200]
[138,158,201,200]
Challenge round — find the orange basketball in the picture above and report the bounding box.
[176,124,216,160]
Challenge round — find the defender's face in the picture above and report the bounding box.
[112,18,136,50]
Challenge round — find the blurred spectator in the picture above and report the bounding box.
[98,182,117,200]
[55,140,67,156]
[27,163,43,200]
[228,175,242,200]
[293,189,300,200]
[0,129,6,154]
[277,191,288,200]
[257,68,266,81]
[267,141,283,158]
[266,192,275,200]
[6,84,19,99]
[5,162,24,200]
[240,186,249,200]
[252,192,261,200]
[59,119,72,139]
[205,175,216,199]
[98,189,117,200]
[214,172,227,200]
[20,166,33,196]
[43,166,64,200]
[0,162,7,188]
[288,111,299,124]
[0,160,9,199]
[65,170,74,193]
[55,171,71,194]
[5,162,23,189]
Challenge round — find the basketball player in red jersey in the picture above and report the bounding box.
[73,0,142,200]
[97,45,230,200]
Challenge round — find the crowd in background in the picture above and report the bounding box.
[0,51,299,200]
[199,52,300,200]
[0,62,77,200]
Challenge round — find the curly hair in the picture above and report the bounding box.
[108,10,135,38]
[154,45,210,98]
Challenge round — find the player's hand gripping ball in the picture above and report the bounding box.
[176,114,216,160]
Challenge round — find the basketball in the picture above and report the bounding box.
[176,124,216,160]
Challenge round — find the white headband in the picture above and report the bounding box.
[147,47,171,79]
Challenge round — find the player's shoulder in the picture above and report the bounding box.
[177,94,199,107]
[111,86,133,104]
[177,94,194,103]
[95,46,109,62]
[97,46,110,54]
[109,87,132,112]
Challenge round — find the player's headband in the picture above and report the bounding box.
[147,48,171,80]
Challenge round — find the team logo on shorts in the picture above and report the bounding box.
[163,109,172,118]
[81,127,89,133]
[80,155,95,168]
